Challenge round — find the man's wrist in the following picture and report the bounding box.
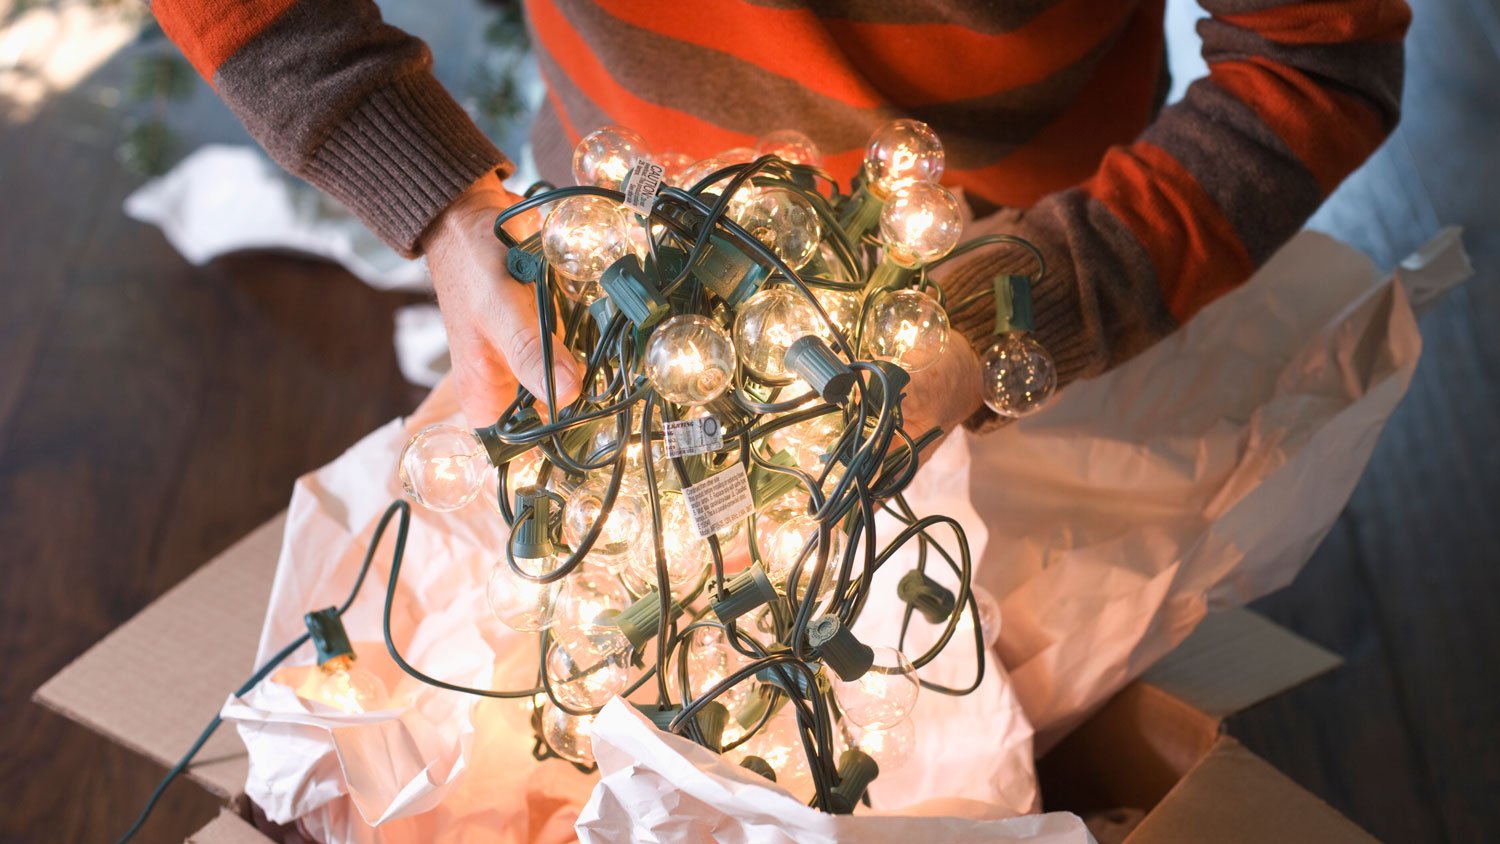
[420,170,515,259]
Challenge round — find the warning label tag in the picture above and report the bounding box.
[621,158,666,216]
[664,415,724,458]
[682,463,754,538]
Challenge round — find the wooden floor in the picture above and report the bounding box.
[2,3,1497,843]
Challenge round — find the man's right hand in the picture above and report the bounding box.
[421,174,583,427]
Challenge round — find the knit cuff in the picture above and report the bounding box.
[936,214,1100,434]
[304,71,513,258]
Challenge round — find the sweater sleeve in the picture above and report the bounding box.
[939,0,1410,431]
[152,0,513,257]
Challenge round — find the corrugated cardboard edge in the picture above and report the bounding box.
[188,810,278,844]
[1125,736,1379,843]
[33,513,286,802]
[1141,607,1342,719]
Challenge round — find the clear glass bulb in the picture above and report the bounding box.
[765,411,841,476]
[398,424,488,512]
[981,332,1057,418]
[811,286,861,337]
[311,656,388,714]
[551,565,630,631]
[644,315,736,406]
[719,146,756,165]
[864,119,944,198]
[481,447,546,515]
[657,150,696,187]
[678,155,729,191]
[545,628,631,710]
[668,626,752,714]
[756,129,822,166]
[862,289,949,373]
[741,708,813,798]
[487,556,562,633]
[960,583,1003,648]
[572,124,649,191]
[764,513,841,603]
[841,716,916,772]
[542,195,632,301]
[831,646,918,728]
[541,699,597,765]
[729,187,822,271]
[733,287,824,383]
[625,492,708,592]
[563,476,648,572]
[878,182,962,267]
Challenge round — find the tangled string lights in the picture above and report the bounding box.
[375,120,1057,813]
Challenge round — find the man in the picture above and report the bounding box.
[151,0,1408,435]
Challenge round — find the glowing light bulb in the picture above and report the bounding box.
[311,655,388,714]
[487,556,563,633]
[545,627,632,710]
[864,119,944,198]
[811,287,861,337]
[831,646,918,728]
[541,699,597,765]
[740,708,813,798]
[863,289,949,373]
[669,626,752,714]
[625,492,708,592]
[552,565,630,632]
[729,187,822,271]
[733,287,824,383]
[480,447,546,515]
[398,424,488,512]
[542,195,632,302]
[756,129,822,166]
[958,583,1003,648]
[766,411,841,476]
[563,476,648,572]
[981,332,1057,418]
[658,151,696,188]
[678,155,729,191]
[719,146,756,165]
[878,182,962,268]
[841,716,916,772]
[765,513,842,603]
[644,315,736,406]
[572,125,649,191]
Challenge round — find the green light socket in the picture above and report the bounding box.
[711,563,778,624]
[474,408,540,467]
[740,755,777,782]
[785,336,855,404]
[304,607,354,667]
[862,361,911,415]
[506,247,542,283]
[829,749,880,814]
[695,235,770,307]
[511,487,556,558]
[992,274,1036,335]
[610,591,684,650]
[633,702,682,732]
[600,254,669,328]
[694,700,730,752]
[838,183,883,239]
[806,616,875,682]
[897,570,957,624]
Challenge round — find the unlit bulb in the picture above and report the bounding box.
[981,332,1057,418]
[573,125,649,191]
[399,424,487,512]
[831,646,918,728]
[864,119,944,198]
[862,289,950,373]
[644,315,736,406]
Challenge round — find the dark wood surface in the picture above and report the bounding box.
[2,2,1497,842]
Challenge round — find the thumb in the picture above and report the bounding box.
[496,319,583,409]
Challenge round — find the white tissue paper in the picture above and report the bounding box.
[222,228,1470,842]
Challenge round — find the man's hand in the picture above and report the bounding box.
[897,334,985,461]
[421,175,583,427]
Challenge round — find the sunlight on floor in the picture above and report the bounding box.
[0,1,139,121]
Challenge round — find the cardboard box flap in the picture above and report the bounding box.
[188,809,278,844]
[34,513,285,802]
[1140,608,1341,720]
[1124,736,1377,843]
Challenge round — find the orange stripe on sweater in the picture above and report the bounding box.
[1211,56,1387,194]
[1221,0,1410,45]
[529,0,755,156]
[153,0,297,82]
[1084,141,1253,321]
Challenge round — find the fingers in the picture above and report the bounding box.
[489,268,583,408]
[452,344,520,428]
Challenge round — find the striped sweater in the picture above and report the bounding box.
[153,0,1409,409]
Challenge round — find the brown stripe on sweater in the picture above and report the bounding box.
[739,0,1063,34]
[1141,81,1321,265]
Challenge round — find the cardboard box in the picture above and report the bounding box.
[35,515,1377,843]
